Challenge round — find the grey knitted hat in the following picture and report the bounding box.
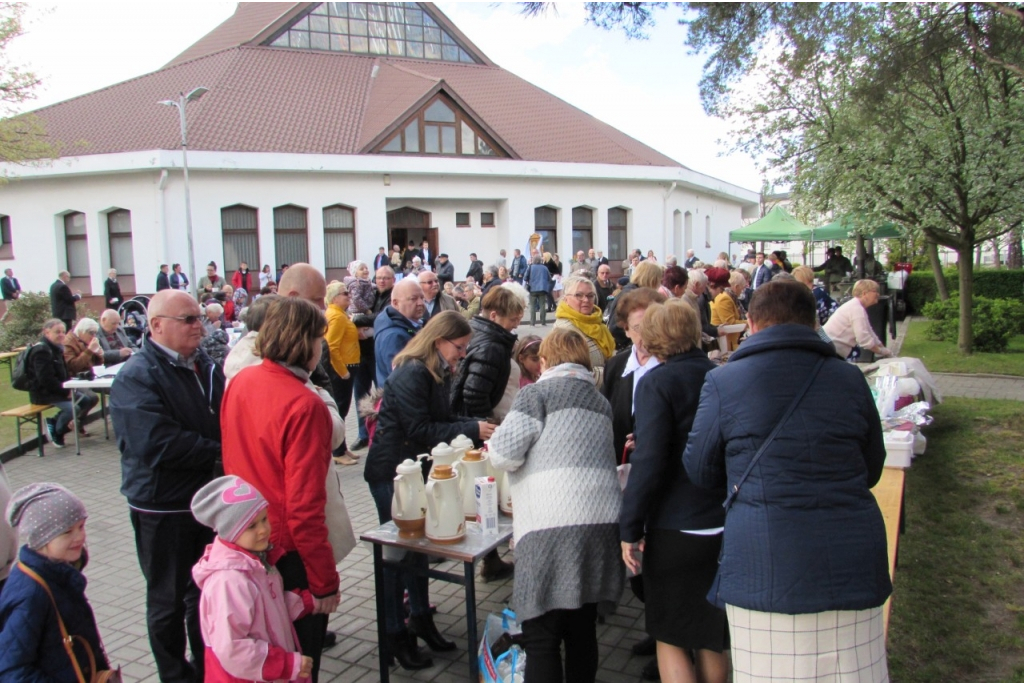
[191,476,268,543]
[6,482,88,550]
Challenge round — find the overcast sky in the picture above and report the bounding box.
[7,2,762,192]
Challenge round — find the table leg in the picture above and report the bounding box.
[101,392,109,440]
[464,560,479,682]
[72,394,82,456]
[373,544,390,683]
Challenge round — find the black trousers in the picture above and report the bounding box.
[129,509,213,683]
[277,551,329,682]
[520,603,598,683]
[326,364,355,454]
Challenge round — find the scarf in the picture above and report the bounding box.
[538,362,595,384]
[555,301,616,358]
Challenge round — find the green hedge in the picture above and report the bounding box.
[923,297,1024,352]
[905,269,1024,313]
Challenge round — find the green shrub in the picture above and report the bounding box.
[923,296,1024,352]
[906,269,1024,313]
[0,292,101,351]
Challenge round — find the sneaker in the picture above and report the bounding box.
[51,429,66,449]
[350,438,369,451]
[43,419,55,444]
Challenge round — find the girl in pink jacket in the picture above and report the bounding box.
[191,476,315,683]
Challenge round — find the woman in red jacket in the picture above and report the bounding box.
[220,297,338,682]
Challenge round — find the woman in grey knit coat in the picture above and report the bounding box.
[490,327,624,683]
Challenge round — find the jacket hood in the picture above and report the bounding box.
[192,537,280,589]
[377,305,419,335]
[469,315,517,351]
[729,323,838,362]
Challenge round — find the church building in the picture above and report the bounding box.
[0,2,758,298]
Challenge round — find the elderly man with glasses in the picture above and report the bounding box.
[418,270,458,323]
[110,289,225,682]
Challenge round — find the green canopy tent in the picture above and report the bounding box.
[729,205,814,243]
[810,215,903,242]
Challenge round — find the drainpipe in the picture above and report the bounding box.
[662,182,677,258]
[157,169,170,265]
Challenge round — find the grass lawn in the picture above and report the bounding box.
[899,320,1024,376]
[888,398,1024,682]
[0,372,60,454]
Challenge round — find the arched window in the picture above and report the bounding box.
[607,208,628,262]
[274,205,309,266]
[571,207,593,257]
[107,209,134,275]
[0,214,12,259]
[222,205,260,271]
[534,207,557,255]
[64,212,89,278]
[323,205,355,269]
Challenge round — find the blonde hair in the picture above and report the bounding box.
[561,274,594,297]
[392,310,471,383]
[630,261,664,289]
[538,327,592,370]
[852,279,880,298]
[792,266,814,286]
[729,271,747,288]
[642,301,701,359]
[325,280,348,305]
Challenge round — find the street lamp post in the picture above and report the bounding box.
[159,86,208,299]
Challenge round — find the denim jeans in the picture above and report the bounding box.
[52,389,99,436]
[529,292,548,326]
[367,479,431,634]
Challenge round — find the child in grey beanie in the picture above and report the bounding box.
[0,482,111,681]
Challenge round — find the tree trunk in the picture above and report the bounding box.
[957,245,974,354]
[1009,227,1023,269]
[975,244,983,268]
[926,239,949,300]
[992,237,1002,269]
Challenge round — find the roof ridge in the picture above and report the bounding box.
[25,46,243,116]
[380,58,443,83]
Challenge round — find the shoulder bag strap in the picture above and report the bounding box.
[722,356,826,511]
[16,561,88,683]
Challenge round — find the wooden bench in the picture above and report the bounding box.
[1,404,54,456]
[0,346,25,383]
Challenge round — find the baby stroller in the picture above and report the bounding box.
[118,296,150,346]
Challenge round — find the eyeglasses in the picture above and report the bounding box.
[569,292,597,301]
[154,314,202,325]
[445,339,468,355]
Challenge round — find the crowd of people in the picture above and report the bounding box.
[0,239,896,683]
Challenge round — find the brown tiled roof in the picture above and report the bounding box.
[166,3,301,67]
[28,3,683,168]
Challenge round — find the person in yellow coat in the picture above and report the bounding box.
[325,280,361,464]
[708,268,747,352]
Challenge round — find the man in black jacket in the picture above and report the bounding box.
[1,268,21,300]
[435,253,455,288]
[29,319,99,448]
[156,264,171,292]
[49,271,80,332]
[110,289,224,682]
[466,253,484,284]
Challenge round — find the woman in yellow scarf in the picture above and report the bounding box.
[554,274,616,385]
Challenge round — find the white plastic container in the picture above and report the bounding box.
[913,432,927,456]
[884,430,914,468]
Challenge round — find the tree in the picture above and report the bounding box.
[0,3,59,176]
[532,2,1024,353]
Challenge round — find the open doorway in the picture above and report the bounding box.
[387,207,438,266]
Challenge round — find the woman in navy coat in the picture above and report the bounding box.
[683,280,891,682]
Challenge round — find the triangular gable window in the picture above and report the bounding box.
[268,3,480,64]
[374,93,507,157]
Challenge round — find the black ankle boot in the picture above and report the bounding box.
[408,613,457,652]
[387,631,433,670]
[480,550,515,582]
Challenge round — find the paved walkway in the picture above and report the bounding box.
[888,317,1024,401]
[1,394,649,683]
